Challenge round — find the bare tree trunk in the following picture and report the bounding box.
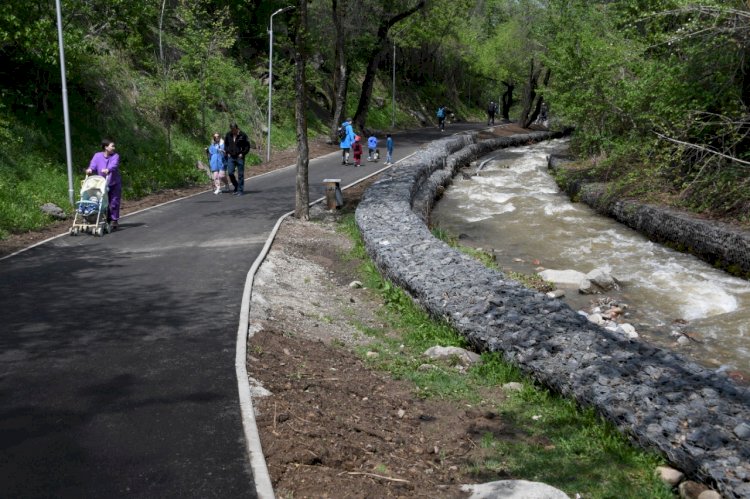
[293,0,309,220]
[520,58,550,128]
[159,0,172,161]
[330,0,348,142]
[501,80,514,121]
[352,0,425,132]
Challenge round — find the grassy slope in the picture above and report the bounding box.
[0,53,481,240]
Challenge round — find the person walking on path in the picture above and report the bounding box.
[352,135,363,167]
[338,118,355,165]
[367,134,378,161]
[86,138,121,230]
[487,101,497,125]
[207,133,228,195]
[436,105,446,131]
[385,134,394,165]
[224,123,251,196]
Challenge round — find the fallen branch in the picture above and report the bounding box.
[343,472,409,483]
[653,131,750,167]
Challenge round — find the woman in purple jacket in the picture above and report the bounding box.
[86,138,121,230]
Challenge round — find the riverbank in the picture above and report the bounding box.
[247,198,676,498]
[547,155,750,278]
[355,130,750,498]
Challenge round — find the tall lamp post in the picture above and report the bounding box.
[267,6,294,162]
[390,24,410,129]
[391,38,396,128]
[55,0,74,206]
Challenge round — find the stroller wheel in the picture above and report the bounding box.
[70,227,79,236]
[96,227,104,237]
[105,223,112,234]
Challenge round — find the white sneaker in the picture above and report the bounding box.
[214,187,221,195]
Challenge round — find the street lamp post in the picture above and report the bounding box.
[390,24,411,129]
[267,6,294,162]
[55,0,74,206]
[391,39,396,128]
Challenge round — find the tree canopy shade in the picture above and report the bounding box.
[3,0,750,236]
[537,0,750,217]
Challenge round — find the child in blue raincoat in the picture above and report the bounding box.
[339,118,356,165]
[367,135,378,161]
[208,133,228,194]
[385,134,394,165]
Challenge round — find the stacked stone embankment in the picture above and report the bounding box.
[355,132,750,498]
[548,156,750,275]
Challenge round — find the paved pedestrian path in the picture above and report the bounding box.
[0,122,490,497]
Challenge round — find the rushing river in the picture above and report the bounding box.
[431,139,750,372]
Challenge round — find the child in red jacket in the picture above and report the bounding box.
[352,135,363,167]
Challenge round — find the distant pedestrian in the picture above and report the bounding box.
[338,118,355,165]
[224,122,251,196]
[367,135,378,161]
[86,138,121,230]
[487,100,497,125]
[436,105,446,131]
[540,102,549,127]
[385,134,394,165]
[207,132,228,195]
[352,135,363,167]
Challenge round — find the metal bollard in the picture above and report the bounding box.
[323,178,343,210]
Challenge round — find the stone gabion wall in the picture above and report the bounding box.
[356,134,750,499]
[548,156,750,274]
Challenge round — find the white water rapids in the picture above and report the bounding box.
[431,139,750,372]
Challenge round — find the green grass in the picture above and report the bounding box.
[337,213,674,498]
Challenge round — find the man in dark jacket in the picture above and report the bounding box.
[224,123,251,195]
[487,101,497,125]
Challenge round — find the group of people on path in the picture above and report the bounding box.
[206,122,251,196]
[338,117,394,167]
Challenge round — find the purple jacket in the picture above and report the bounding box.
[88,152,121,186]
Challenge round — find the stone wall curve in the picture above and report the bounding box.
[355,132,750,498]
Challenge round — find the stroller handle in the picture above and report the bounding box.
[82,173,112,184]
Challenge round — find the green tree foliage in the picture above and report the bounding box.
[539,0,750,217]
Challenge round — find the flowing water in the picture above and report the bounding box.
[431,139,750,372]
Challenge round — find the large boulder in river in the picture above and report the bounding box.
[586,267,618,291]
[579,267,619,294]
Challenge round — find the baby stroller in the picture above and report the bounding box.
[70,175,111,237]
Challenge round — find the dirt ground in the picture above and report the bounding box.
[247,194,522,499]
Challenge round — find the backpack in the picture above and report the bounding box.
[436,107,445,118]
[337,126,347,142]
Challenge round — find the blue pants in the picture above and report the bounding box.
[226,157,245,192]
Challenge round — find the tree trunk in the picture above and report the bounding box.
[519,58,550,128]
[293,0,309,220]
[501,80,514,121]
[352,0,425,132]
[330,0,349,142]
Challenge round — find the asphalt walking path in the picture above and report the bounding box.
[0,122,488,498]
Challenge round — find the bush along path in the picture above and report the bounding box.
[355,131,750,498]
